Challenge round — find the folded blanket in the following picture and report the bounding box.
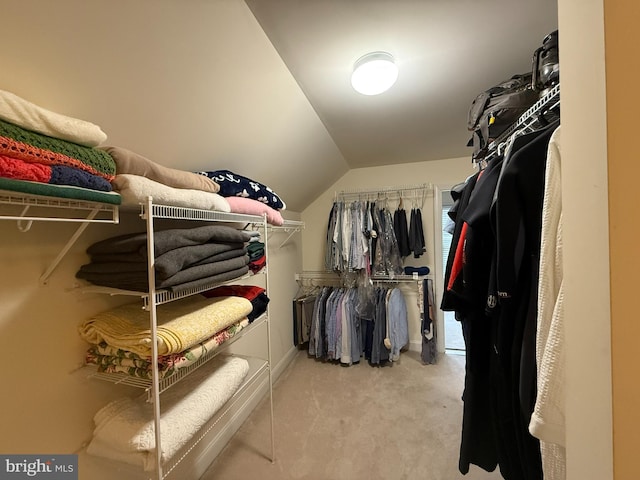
[0,154,112,191]
[77,253,249,289]
[0,176,121,205]
[76,264,250,293]
[0,119,115,178]
[165,266,250,294]
[112,174,230,212]
[85,319,249,379]
[86,225,251,257]
[86,355,249,471]
[100,145,219,193]
[84,244,246,280]
[249,255,266,274]
[0,89,107,147]
[201,284,269,321]
[225,196,284,226]
[195,169,286,210]
[78,295,253,356]
[247,241,265,260]
[202,284,266,301]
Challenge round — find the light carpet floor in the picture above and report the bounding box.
[202,349,502,480]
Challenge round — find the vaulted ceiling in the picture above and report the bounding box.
[246,0,558,169]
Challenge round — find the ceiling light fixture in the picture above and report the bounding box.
[351,51,398,96]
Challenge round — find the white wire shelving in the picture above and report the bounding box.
[87,314,269,399]
[83,197,281,480]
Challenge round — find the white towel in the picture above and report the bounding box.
[529,126,566,479]
[86,355,249,471]
[0,89,107,146]
[112,174,231,212]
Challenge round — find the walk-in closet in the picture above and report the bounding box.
[0,1,625,480]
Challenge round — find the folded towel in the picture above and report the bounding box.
[225,196,284,226]
[0,118,115,178]
[99,145,219,193]
[112,174,230,212]
[78,295,253,356]
[86,225,251,257]
[0,89,107,147]
[86,355,249,471]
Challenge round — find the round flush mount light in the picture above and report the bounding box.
[351,51,398,96]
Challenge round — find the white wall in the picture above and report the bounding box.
[557,0,613,478]
[301,156,475,351]
[0,0,348,213]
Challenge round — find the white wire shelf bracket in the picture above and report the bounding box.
[268,219,305,248]
[85,314,269,398]
[0,189,120,284]
[0,189,119,224]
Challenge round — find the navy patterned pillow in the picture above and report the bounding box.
[195,170,286,210]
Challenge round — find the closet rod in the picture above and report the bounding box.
[336,182,431,197]
[295,271,432,283]
[335,183,432,206]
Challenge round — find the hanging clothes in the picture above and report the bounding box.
[408,207,426,258]
[306,284,409,366]
[292,286,320,347]
[528,126,565,480]
[325,200,402,276]
[420,278,437,365]
[393,204,411,258]
[443,118,561,480]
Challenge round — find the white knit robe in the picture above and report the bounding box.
[529,125,565,479]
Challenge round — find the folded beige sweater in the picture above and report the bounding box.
[100,145,219,193]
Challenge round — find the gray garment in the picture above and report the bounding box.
[371,288,389,365]
[86,225,252,257]
[387,288,409,361]
[80,244,246,280]
[347,289,363,364]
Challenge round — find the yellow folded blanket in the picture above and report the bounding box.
[78,296,252,356]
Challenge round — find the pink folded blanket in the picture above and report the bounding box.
[225,196,284,226]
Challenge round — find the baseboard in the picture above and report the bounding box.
[272,345,298,382]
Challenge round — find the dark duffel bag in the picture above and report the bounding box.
[467,73,539,160]
[532,30,559,96]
